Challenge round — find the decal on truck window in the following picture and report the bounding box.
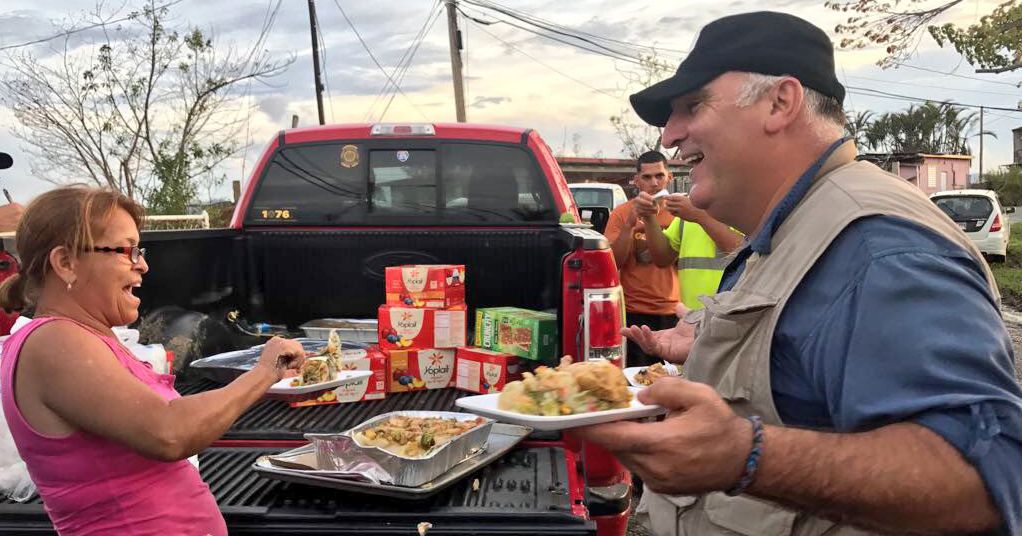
[255,208,296,221]
[340,145,360,168]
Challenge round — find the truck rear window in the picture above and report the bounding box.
[246,142,558,226]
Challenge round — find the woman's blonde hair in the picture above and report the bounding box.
[0,186,144,312]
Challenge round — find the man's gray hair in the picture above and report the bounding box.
[735,73,844,137]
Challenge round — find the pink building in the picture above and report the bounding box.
[858,153,973,196]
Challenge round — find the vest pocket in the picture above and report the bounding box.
[646,491,698,536]
[703,493,796,536]
[692,292,777,401]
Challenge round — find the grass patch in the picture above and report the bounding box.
[991,222,1022,309]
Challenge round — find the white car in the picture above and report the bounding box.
[930,189,1014,263]
[568,183,628,212]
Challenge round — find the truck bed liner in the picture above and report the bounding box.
[0,446,594,535]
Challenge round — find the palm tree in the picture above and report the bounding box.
[862,102,996,155]
[844,111,874,150]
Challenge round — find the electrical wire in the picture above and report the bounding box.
[893,63,1022,88]
[375,1,443,122]
[332,0,429,121]
[845,85,1022,112]
[467,17,619,100]
[0,0,187,51]
[363,1,439,120]
[457,4,644,66]
[844,74,1022,97]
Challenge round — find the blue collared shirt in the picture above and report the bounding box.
[719,161,1022,534]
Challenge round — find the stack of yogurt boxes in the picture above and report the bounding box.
[377,264,528,395]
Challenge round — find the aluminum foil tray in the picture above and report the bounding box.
[308,411,495,488]
[300,318,378,344]
[252,423,531,499]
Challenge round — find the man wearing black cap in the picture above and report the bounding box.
[574,11,1020,536]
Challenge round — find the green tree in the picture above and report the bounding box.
[981,166,1022,205]
[826,0,1022,73]
[0,1,292,213]
[862,102,995,154]
[844,110,875,150]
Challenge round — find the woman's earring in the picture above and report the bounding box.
[66,279,73,292]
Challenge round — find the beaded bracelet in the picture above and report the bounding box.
[725,415,764,497]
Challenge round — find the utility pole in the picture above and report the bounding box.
[308,0,326,125]
[979,106,985,184]
[445,0,467,122]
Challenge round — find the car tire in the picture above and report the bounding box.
[989,254,1007,264]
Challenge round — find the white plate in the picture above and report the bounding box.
[623,364,681,388]
[267,370,373,395]
[454,386,665,431]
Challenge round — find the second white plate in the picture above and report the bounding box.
[267,370,374,395]
[454,387,665,431]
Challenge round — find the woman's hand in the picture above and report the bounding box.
[255,337,306,382]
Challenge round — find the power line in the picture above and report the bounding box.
[845,85,1022,112]
[0,0,187,52]
[371,1,443,122]
[332,0,429,121]
[458,5,643,66]
[465,0,688,57]
[893,63,1022,88]
[467,17,619,100]
[844,74,1022,97]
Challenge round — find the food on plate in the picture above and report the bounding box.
[353,415,488,458]
[290,356,337,387]
[497,356,632,416]
[634,362,675,386]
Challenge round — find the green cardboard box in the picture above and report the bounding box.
[475,307,557,364]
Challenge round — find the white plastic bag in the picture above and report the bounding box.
[0,413,35,502]
[0,318,37,502]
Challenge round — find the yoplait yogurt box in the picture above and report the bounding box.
[455,346,523,394]
[378,304,467,350]
[385,264,465,308]
[386,348,456,392]
[288,346,388,407]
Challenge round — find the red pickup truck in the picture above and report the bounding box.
[0,123,635,535]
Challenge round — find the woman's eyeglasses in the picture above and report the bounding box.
[91,246,146,264]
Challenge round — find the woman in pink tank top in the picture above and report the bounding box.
[0,187,306,535]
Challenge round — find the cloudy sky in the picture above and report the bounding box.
[1,0,1020,203]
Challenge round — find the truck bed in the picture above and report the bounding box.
[0,379,595,535]
[0,445,594,535]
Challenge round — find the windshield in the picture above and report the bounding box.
[933,196,993,221]
[570,188,615,209]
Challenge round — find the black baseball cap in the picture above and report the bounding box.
[630,11,845,127]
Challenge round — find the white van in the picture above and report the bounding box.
[568,183,628,211]
[930,189,1014,263]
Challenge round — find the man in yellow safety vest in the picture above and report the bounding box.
[643,190,743,309]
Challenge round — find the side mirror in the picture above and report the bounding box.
[578,206,610,234]
[0,153,11,170]
[1006,206,1015,214]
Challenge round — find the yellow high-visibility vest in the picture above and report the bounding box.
[665,219,730,309]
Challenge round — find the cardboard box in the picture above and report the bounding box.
[378,304,466,350]
[385,264,465,308]
[474,307,558,363]
[387,348,456,392]
[455,347,523,394]
[288,346,388,408]
[474,307,518,349]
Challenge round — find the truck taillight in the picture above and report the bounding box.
[583,287,626,365]
[370,123,436,136]
[991,213,1002,232]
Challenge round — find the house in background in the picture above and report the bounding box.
[556,156,690,197]
[858,153,973,196]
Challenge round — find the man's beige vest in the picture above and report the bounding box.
[643,142,998,536]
